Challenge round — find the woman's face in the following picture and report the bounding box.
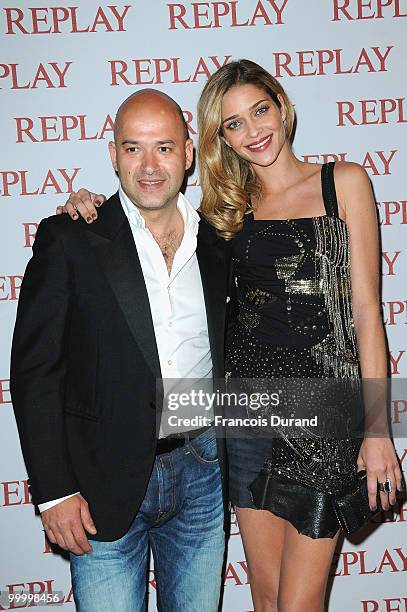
[220,83,287,168]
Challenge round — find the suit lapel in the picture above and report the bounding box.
[84,195,228,380]
[196,217,228,378]
[85,193,161,379]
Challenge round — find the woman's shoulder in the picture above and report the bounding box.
[332,162,375,222]
[333,161,370,188]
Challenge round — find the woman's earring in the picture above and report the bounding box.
[283,117,287,129]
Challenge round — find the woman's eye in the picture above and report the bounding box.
[255,106,269,116]
[226,120,241,130]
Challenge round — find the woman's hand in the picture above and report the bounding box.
[357,436,403,511]
[56,189,106,223]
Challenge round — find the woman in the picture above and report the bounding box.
[196,59,402,611]
[61,60,402,611]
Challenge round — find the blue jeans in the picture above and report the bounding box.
[70,427,225,612]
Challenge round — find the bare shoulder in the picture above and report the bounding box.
[335,162,375,220]
[333,162,375,220]
[334,161,371,196]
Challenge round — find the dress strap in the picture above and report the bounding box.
[321,162,339,218]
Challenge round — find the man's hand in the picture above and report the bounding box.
[41,493,97,555]
[56,189,106,223]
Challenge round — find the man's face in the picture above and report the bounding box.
[109,96,193,212]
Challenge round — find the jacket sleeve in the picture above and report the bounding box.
[10,218,79,505]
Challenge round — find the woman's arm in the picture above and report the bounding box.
[56,189,106,222]
[335,161,403,510]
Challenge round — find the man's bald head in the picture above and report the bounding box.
[108,88,194,214]
[114,89,189,144]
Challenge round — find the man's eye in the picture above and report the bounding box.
[159,146,172,153]
[126,146,138,153]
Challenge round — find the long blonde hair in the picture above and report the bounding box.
[197,59,295,240]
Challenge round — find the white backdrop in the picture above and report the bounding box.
[1,1,406,610]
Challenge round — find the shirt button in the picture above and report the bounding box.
[168,360,172,365]
[169,322,173,327]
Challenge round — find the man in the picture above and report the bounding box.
[11,90,230,611]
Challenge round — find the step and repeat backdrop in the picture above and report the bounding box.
[1,1,406,610]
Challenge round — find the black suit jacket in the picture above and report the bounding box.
[10,192,231,541]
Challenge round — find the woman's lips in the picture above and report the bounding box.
[246,134,272,153]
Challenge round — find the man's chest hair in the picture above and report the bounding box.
[151,228,183,274]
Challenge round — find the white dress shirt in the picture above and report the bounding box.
[39,189,212,512]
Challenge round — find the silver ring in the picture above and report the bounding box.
[378,478,392,493]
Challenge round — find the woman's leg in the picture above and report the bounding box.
[236,507,287,612]
[237,507,340,612]
[277,522,339,612]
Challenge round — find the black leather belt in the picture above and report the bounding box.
[155,425,211,456]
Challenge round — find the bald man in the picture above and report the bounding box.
[11,90,230,611]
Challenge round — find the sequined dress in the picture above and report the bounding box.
[225,162,363,538]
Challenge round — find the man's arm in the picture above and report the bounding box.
[11,218,78,501]
[39,492,80,513]
[10,219,96,553]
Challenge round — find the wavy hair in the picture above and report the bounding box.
[197,59,295,239]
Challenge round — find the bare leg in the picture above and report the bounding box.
[236,507,287,612]
[278,522,339,612]
[236,507,339,612]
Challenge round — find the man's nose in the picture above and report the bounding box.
[141,151,159,174]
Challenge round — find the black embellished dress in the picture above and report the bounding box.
[225,162,363,538]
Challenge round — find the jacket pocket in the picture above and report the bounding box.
[64,329,101,421]
[63,402,101,422]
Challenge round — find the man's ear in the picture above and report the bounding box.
[108,141,118,172]
[185,138,194,171]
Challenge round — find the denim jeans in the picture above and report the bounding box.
[70,427,225,611]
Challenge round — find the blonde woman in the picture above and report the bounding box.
[196,59,401,611]
[60,61,402,611]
